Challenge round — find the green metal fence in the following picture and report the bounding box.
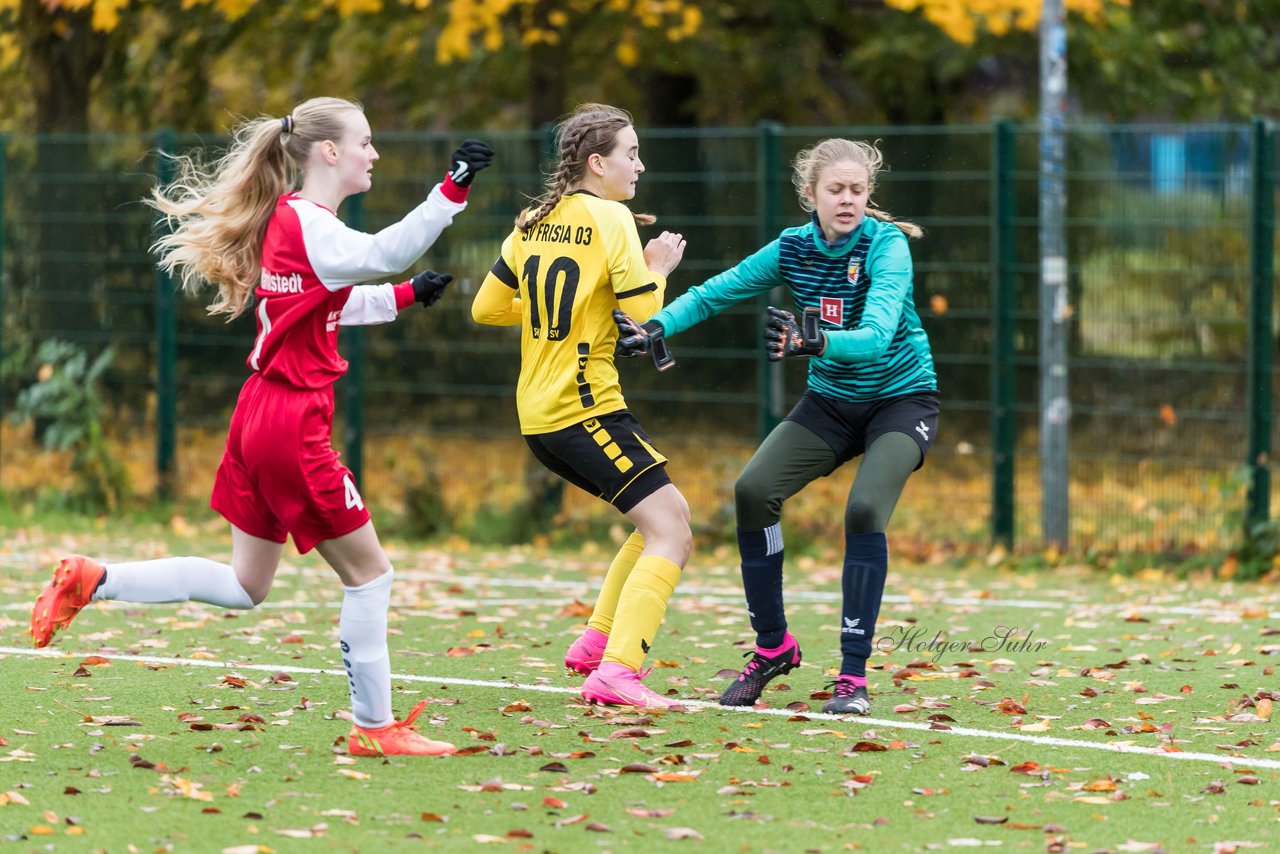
[0,123,1275,552]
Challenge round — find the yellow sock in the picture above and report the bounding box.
[602,554,682,670]
[587,531,644,636]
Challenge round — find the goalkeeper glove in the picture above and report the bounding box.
[764,305,825,361]
[613,309,675,371]
[410,269,454,308]
[446,139,494,188]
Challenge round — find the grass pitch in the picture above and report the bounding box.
[1,523,1278,852]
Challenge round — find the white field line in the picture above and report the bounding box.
[3,645,1278,772]
[300,567,1280,620]
[0,598,592,613]
[5,578,1278,620]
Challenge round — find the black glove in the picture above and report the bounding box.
[613,309,660,357]
[410,269,454,308]
[446,139,493,188]
[613,310,675,370]
[764,306,825,361]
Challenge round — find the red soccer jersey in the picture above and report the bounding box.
[251,187,466,388]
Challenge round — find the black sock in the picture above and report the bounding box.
[840,532,888,677]
[738,524,787,648]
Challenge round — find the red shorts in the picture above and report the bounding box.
[210,374,370,554]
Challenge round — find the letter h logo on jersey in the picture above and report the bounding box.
[819,297,843,327]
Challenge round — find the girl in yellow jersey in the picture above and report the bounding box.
[472,103,688,710]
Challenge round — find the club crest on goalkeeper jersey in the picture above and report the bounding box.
[652,216,936,403]
[483,191,665,433]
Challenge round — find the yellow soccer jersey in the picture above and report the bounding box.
[472,191,666,434]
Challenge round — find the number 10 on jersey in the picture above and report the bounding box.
[523,254,581,342]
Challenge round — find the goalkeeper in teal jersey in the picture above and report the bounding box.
[616,138,938,716]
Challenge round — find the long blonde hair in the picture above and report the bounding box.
[517,103,655,233]
[148,97,364,319]
[792,138,923,239]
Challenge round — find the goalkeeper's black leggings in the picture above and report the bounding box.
[734,420,921,534]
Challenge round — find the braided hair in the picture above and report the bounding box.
[517,103,655,233]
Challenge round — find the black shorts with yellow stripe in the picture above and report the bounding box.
[524,410,672,513]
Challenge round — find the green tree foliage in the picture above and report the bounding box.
[3,0,1276,134]
[1069,0,1280,120]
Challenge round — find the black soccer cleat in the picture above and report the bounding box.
[717,632,802,707]
[822,676,871,715]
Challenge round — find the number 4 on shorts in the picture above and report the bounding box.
[343,474,365,511]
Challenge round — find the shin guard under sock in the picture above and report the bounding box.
[588,531,645,636]
[839,532,888,678]
[738,524,786,649]
[602,555,681,671]
[95,557,253,608]
[340,571,394,729]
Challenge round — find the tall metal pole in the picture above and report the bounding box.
[153,129,178,501]
[991,121,1017,547]
[1039,0,1070,548]
[1247,117,1275,529]
[756,121,785,441]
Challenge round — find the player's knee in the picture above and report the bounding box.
[672,523,693,566]
[230,570,270,606]
[661,502,694,565]
[734,471,778,518]
[674,489,691,527]
[242,580,270,607]
[845,501,881,534]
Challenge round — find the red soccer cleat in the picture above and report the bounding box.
[31,555,106,649]
[348,700,457,757]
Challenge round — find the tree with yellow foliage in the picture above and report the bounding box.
[883,0,1126,45]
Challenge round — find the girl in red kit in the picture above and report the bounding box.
[30,96,492,757]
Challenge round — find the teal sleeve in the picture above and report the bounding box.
[822,230,914,364]
[652,239,782,337]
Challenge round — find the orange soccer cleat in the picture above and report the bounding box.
[31,555,106,649]
[348,700,457,757]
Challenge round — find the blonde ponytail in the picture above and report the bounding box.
[147,97,364,319]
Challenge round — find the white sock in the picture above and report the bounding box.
[94,557,253,608]
[340,570,394,729]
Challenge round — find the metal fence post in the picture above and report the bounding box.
[1247,117,1275,529]
[756,121,784,441]
[0,134,6,489]
[341,193,366,490]
[153,129,178,501]
[1039,0,1070,549]
[991,121,1017,546]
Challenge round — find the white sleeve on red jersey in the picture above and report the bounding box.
[339,283,400,326]
[290,184,465,290]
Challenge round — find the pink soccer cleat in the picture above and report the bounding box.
[564,626,608,675]
[581,662,677,710]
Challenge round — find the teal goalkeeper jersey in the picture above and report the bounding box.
[652,216,937,403]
